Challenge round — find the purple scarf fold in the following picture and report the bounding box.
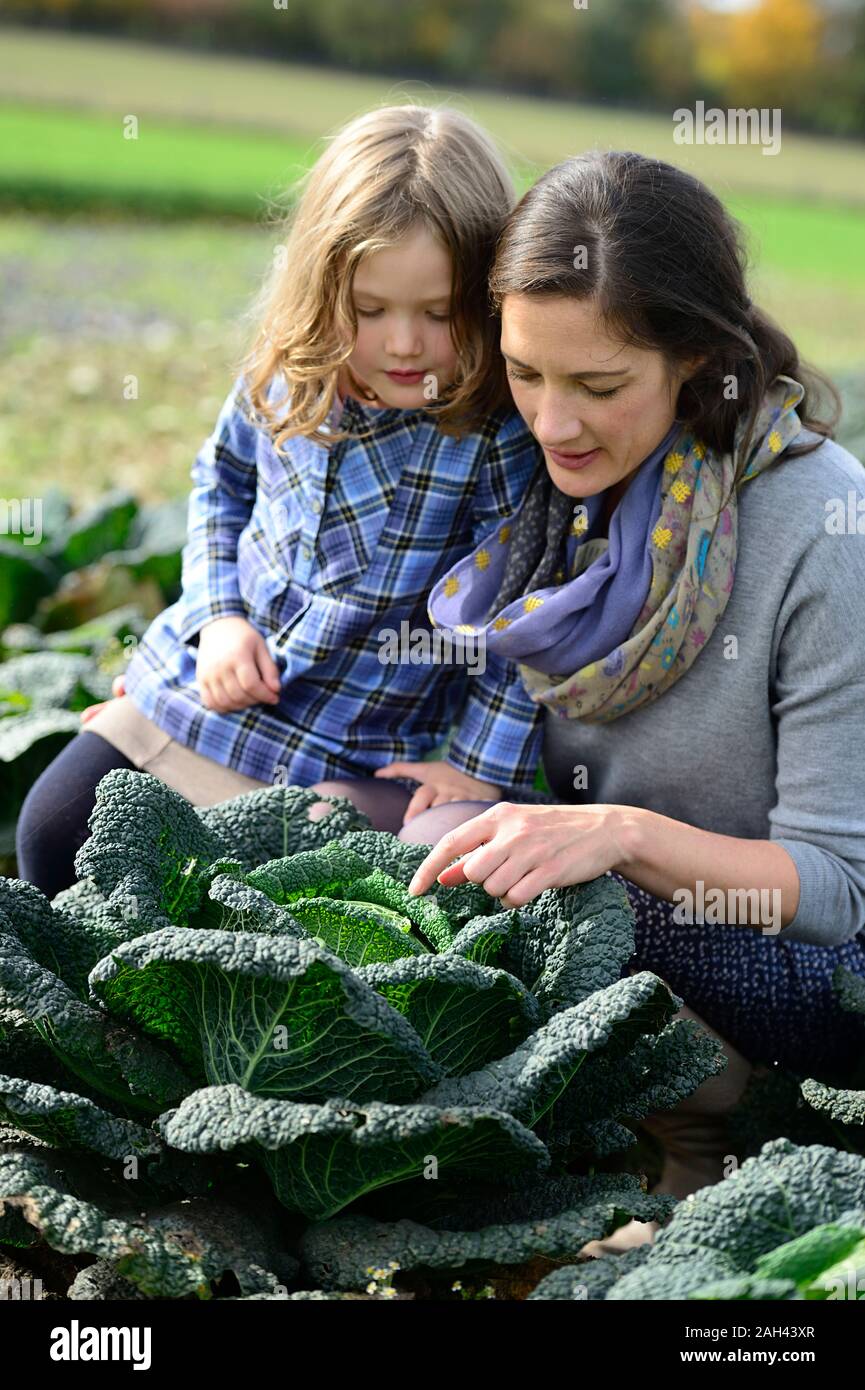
[429,422,681,677]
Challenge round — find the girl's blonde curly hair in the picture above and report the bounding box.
[234,103,517,452]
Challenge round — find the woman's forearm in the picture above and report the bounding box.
[613,807,801,934]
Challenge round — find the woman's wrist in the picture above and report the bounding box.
[603,805,802,932]
[606,804,651,875]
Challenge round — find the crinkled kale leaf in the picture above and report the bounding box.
[0,769,733,1296]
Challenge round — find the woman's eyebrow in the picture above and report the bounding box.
[501,352,629,379]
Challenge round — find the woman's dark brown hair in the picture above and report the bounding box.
[489,150,840,506]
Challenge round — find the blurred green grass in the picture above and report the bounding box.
[3,24,865,208]
[3,101,865,291]
[0,103,311,220]
[2,210,861,510]
[0,215,269,503]
[0,24,862,507]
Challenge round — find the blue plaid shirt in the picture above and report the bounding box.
[124,374,545,793]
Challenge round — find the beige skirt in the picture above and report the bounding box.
[82,697,271,807]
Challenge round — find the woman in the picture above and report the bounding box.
[359,150,865,1249]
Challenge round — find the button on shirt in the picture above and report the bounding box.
[124,373,546,791]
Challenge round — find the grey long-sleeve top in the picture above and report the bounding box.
[542,429,865,947]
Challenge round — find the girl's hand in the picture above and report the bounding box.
[406,801,635,908]
[374,761,502,823]
[80,674,126,723]
[196,616,282,713]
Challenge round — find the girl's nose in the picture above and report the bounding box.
[384,320,424,358]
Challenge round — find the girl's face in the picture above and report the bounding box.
[341,222,460,409]
[500,293,702,499]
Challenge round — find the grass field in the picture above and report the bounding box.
[2,100,864,287]
[0,24,863,504]
[3,25,865,207]
[0,103,312,220]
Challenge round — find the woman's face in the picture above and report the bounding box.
[500,294,701,499]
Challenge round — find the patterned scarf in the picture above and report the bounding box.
[427,375,805,722]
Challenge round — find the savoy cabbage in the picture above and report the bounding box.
[0,768,730,1298]
[529,1139,865,1301]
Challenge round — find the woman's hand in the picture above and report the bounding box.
[79,674,126,723]
[196,616,282,713]
[406,801,636,908]
[374,761,503,823]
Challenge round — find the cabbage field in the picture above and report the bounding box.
[1,496,865,1305]
[2,762,865,1302]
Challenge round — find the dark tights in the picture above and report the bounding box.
[15,731,136,900]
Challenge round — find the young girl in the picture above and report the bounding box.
[15,103,546,899]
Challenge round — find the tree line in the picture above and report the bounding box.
[4,0,864,139]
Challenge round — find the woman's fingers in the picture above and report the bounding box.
[432,859,470,887]
[407,809,498,895]
[496,863,565,909]
[433,838,529,891]
[451,839,513,885]
[481,854,561,903]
